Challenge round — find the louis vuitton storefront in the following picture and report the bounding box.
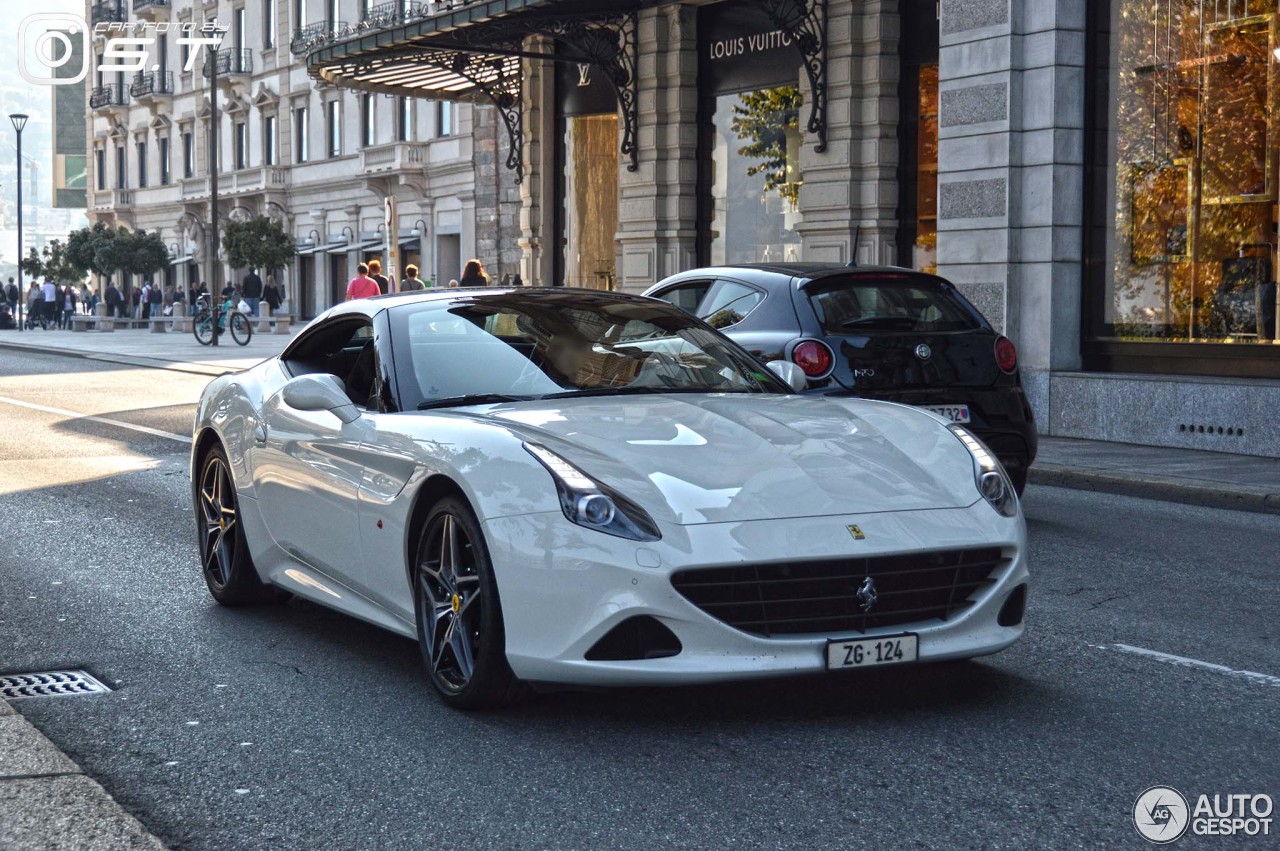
[306,0,1280,458]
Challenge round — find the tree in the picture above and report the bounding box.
[222,216,297,273]
[120,229,170,282]
[730,85,803,208]
[18,240,87,284]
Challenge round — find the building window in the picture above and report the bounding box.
[263,0,276,48]
[398,96,412,142]
[1093,0,1280,354]
[361,0,375,19]
[96,148,105,191]
[264,115,277,166]
[181,40,190,71]
[159,137,170,185]
[115,145,126,189]
[234,6,246,52]
[295,106,309,162]
[234,122,248,169]
[182,132,194,178]
[362,94,375,147]
[137,141,147,188]
[327,101,341,158]
[295,0,305,27]
[329,0,339,32]
[435,100,454,137]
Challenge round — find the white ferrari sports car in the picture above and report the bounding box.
[191,288,1028,708]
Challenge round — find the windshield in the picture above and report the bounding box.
[388,292,786,409]
[807,276,983,334]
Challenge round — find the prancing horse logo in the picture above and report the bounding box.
[856,577,878,613]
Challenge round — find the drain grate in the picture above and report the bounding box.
[0,671,112,700]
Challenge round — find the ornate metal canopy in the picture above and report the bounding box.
[303,0,830,180]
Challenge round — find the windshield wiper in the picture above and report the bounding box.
[539,386,749,400]
[838,316,918,330]
[416,394,532,410]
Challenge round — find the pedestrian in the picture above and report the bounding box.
[241,268,263,316]
[62,283,77,328]
[28,283,43,329]
[399,264,426,291]
[149,280,163,319]
[263,275,282,314]
[448,279,460,288]
[368,259,391,295]
[105,280,121,317]
[87,287,100,315]
[41,277,57,329]
[346,263,381,301]
[512,273,524,287]
[5,277,17,318]
[458,259,489,288]
[501,273,512,286]
[140,280,153,321]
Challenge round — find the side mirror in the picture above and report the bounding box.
[281,374,362,424]
[767,360,808,393]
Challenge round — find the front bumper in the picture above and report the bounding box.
[484,501,1028,686]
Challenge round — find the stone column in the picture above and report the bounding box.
[935,0,1085,420]
[519,38,556,286]
[615,5,700,293]
[796,0,900,265]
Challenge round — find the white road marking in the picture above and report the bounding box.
[1104,643,1280,688]
[0,394,191,444]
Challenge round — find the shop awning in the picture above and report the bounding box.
[168,254,194,266]
[297,240,343,256]
[302,0,831,182]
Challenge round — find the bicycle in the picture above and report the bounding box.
[192,294,253,346]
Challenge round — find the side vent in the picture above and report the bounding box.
[584,616,682,661]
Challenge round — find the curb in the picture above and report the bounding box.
[0,698,167,850]
[1029,464,1280,516]
[0,338,248,377]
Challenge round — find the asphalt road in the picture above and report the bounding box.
[0,350,1276,850]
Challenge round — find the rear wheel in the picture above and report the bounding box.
[413,497,521,709]
[193,310,214,345]
[196,445,285,605]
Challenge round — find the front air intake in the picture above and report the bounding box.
[584,616,682,661]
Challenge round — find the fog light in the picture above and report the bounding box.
[998,583,1027,627]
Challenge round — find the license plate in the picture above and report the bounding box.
[922,404,970,423]
[826,634,918,670]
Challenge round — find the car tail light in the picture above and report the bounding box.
[791,340,834,378]
[994,336,1018,374]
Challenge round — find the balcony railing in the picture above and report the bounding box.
[130,70,173,98]
[361,142,429,173]
[204,48,254,79]
[90,0,127,24]
[89,84,130,109]
[363,2,429,26]
[291,21,347,56]
[132,0,171,10]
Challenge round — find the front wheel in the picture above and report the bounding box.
[229,312,252,346]
[413,497,522,709]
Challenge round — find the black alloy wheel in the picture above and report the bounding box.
[414,497,521,709]
[196,445,286,605]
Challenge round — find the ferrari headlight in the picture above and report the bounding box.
[947,424,1018,517]
[524,443,661,542]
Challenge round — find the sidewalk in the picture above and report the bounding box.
[0,323,302,377]
[3,326,1278,515]
[0,698,165,850]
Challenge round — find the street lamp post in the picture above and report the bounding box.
[9,113,28,333]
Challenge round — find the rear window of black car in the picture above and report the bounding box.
[805,276,983,333]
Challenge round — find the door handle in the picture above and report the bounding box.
[253,423,268,445]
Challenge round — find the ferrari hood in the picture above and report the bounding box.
[486,394,979,525]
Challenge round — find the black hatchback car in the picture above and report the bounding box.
[644,263,1037,493]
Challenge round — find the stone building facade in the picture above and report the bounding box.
[302,0,1277,457]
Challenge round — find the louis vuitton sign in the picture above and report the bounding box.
[700,2,803,94]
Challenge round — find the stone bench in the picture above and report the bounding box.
[69,314,96,332]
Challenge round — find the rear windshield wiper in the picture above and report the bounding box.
[838,316,919,330]
[416,394,532,410]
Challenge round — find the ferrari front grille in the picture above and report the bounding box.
[670,547,1007,637]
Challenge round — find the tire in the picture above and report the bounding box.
[196,445,286,606]
[413,496,522,710]
[229,312,252,346]
[193,310,214,346]
[1009,466,1028,496]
